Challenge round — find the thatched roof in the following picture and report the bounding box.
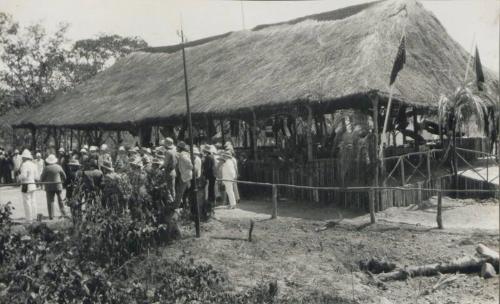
[12,0,499,129]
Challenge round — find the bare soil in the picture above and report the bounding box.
[2,186,498,303]
[160,199,499,304]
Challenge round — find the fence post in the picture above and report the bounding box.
[426,150,431,180]
[271,185,278,219]
[400,156,405,186]
[437,190,443,229]
[369,189,376,224]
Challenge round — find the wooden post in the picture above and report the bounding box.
[220,119,225,145]
[369,188,376,224]
[426,150,431,181]
[271,184,278,219]
[69,129,73,151]
[251,110,258,160]
[180,28,200,237]
[305,105,313,162]
[400,156,405,186]
[371,95,380,209]
[305,105,318,202]
[31,127,37,152]
[413,111,419,151]
[437,190,443,229]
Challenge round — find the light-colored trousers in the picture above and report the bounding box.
[223,181,236,207]
[22,191,37,221]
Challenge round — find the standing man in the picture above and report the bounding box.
[98,144,112,170]
[40,154,67,220]
[175,141,193,208]
[18,149,37,221]
[220,151,237,209]
[34,152,45,188]
[202,145,217,217]
[115,146,129,172]
[162,137,177,203]
[12,149,22,182]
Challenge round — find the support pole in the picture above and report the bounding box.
[437,189,443,229]
[70,129,73,151]
[400,156,405,186]
[306,105,313,162]
[220,119,225,145]
[413,110,419,151]
[180,27,200,238]
[251,110,258,160]
[426,150,431,181]
[31,127,37,152]
[271,184,278,219]
[369,188,376,224]
[305,105,318,202]
[371,95,380,210]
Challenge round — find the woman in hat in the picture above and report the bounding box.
[40,154,67,220]
[18,149,38,221]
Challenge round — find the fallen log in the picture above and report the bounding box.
[377,255,490,281]
[476,243,499,266]
[376,244,499,281]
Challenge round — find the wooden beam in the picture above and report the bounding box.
[371,94,380,205]
[305,105,313,162]
[251,110,258,160]
[31,127,37,152]
[220,119,225,144]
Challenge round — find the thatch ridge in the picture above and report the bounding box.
[11,0,499,129]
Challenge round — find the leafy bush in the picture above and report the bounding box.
[0,202,13,265]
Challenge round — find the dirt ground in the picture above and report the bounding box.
[162,198,499,304]
[2,187,499,303]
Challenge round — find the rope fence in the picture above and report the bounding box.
[1,177,498,229]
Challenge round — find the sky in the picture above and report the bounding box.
[1,0,499,72]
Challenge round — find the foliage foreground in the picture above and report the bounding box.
[0,202,356,304]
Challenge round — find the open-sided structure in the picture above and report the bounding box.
[8,0,499,208]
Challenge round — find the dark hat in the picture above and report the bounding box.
[68,159,81,166]
[177,141,187,151]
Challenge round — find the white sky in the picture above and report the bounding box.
[1,0,499,72]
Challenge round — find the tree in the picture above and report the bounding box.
[0,12,148,109]
[65,35,148,84]
[0,12,70,107]
[438,84,489,179]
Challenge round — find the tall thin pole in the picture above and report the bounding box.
[240,0,246,30]
[180,26,201,238]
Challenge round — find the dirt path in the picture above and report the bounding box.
[156,199,499,304]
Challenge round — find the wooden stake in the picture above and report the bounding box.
[371,95,380,209]
[248,220,254,242]
[369,188,376,224]
[437,190,443,229]
[271,184,278,219]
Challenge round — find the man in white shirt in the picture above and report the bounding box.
[220,151,237,209]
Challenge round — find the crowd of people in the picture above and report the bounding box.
[2,138,241,222]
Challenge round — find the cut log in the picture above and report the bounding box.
[378,256,489,281]
[377,244,500,281]
[476,244,499,266]
[481,263,496,279]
